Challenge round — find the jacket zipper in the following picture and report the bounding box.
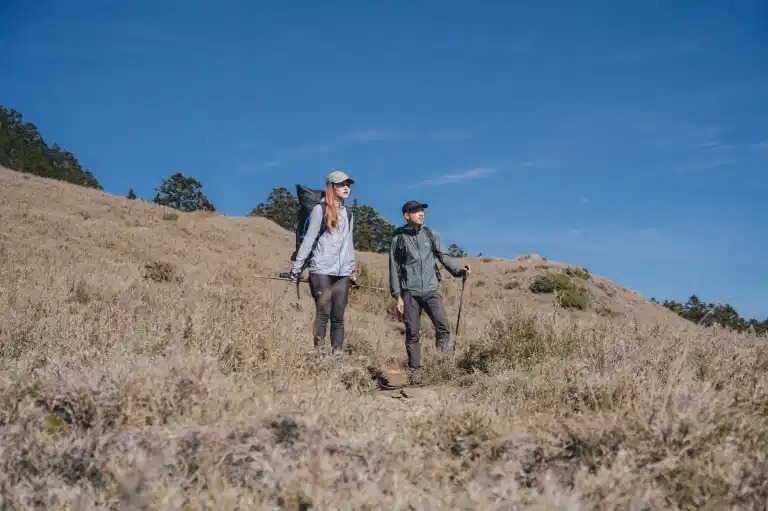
[337,206,344,276]
[418,229,424,291]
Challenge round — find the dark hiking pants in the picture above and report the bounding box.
[402,290,451,369]
[309,273,350,352]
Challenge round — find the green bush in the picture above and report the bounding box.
[456,311,576,374]
[557,287,589,310]
[529,273,572,293]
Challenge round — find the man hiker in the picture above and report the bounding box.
[389,200,470,378]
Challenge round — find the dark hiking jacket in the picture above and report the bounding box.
[388,224,463,298]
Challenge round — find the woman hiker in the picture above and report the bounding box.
[289,171,357,355]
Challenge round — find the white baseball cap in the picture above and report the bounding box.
[326,170,355,185]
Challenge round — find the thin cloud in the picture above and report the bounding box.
[619,39,702,63]
[697,141,728,149]
[420,167,496,186]
[429,130,473,141]
[466,34,534,54]
[65,20,222,51]
[261,128,401,168]
[651,123,725,150]
[341,129,401,142]
[292,142,335,154]
[677,159,735,173]
[256,127,484,168]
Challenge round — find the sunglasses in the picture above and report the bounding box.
[333,181,353,188]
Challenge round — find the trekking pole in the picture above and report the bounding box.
[277,272,305,300]
[256,274,310,284]
[453,272,468,354]
[256,273,309,300]
[257,274,386,293]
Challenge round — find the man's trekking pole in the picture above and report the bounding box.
[453,272,468,354]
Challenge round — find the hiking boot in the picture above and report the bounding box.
[436,346,451,362]
[407,367,425,386]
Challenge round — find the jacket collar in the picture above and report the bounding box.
[401,223,424,235]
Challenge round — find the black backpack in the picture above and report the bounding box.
[393,226,442,282]
[290,184,354,270]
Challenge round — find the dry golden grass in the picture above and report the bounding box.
[1,167,766,509]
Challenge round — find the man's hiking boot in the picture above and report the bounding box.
[407,367,425,386]
[314,344,344,360]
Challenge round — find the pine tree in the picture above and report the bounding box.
[447,243,468,258]
[153,173,215,212]
[351,200,395,253]
[249,187,299,231]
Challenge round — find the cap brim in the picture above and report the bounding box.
[329,177,355,184]
[405,203,428,213]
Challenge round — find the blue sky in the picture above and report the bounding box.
[1,0,766,318]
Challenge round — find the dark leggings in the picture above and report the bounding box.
[308,273,350,351]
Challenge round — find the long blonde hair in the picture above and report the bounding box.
[325,183,340,230]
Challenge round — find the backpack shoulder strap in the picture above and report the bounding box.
[393,227,406,262]
[317,202,328,236]
[423,226,438,254]
[422,226,444,282]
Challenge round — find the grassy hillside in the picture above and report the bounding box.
[1,167,766,509]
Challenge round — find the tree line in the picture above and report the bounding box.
[1,106,101,189]
[652,295,767,335]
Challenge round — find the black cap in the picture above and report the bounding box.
[402,200,429,214]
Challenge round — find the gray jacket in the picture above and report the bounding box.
[389,224,464,298]
[291,202,355,276]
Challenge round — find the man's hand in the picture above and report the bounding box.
[396,296,404,315]
[350,270,359,286]
[288,269,300,282]
[461,264,472,277]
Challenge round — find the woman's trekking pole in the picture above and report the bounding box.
[453,273,468,354]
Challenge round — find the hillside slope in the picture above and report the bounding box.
[0,165,685,334]
[1,167,766,510]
